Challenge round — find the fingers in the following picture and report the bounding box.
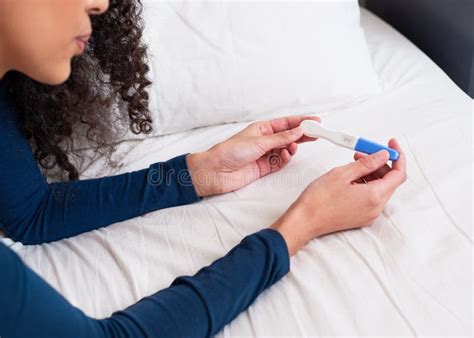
[256,127,304,152]
[371,138,407,193]
[280,148,292,163]
[243,115,321,143]
[268,115,321,134]
[343,150,390,182]
[287,142,298,156]
[353,152,391,181]
[270,145,295,169]
[273,143,297,168]
[296,135,319,144]
[257,148,291,177]
[278,115,321,143]
[388,138,406,172]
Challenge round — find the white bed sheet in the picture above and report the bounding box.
[2,9,472,337]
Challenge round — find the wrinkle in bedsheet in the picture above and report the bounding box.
[338,233,418,336]
[2,8,472,338]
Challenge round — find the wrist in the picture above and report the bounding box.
[270,202,315,256]
[186,151,216,197]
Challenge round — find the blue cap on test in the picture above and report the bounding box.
[355,137,399,161]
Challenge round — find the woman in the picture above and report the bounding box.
[0,0,407,337]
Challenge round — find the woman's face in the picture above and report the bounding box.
[0,0,109,84]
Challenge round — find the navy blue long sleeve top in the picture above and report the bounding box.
[0,79,290,338]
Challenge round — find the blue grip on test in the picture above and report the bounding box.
[354,137,399,161]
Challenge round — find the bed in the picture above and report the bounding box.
[2,8,472,337]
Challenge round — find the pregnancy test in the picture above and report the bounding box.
[300,120,399,161]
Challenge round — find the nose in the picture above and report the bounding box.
[86,0,109,15]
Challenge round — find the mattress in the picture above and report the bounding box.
[2,8,472,337]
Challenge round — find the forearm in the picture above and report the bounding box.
[0,229,289,338]
[98,229,289,337]
[2,154,201,245]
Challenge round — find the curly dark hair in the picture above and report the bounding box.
[3,0,152,181]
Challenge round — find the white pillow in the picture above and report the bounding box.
[142,0,381,135]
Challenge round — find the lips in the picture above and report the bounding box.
[75,33,91,54]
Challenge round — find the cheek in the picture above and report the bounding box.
[16,25,75,84]
[4,0,81,84]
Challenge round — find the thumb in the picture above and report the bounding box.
[343,150,389,182]
[256,127,303,151]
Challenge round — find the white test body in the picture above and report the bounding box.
[300,120,357,150]
[299,119,400,161]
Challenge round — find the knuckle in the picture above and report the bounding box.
[256,122,271,134]
[329,167,342,177]
[359,155,376,170]
[367,189,383,206]
[248,122,260,132]
[212,143,225,154]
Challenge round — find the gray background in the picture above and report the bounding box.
[361,0,473,98]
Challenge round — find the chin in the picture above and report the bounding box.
[46,66,72,85]
[31,62,72,85]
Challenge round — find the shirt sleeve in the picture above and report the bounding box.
[0,88,201,245]
[0,228,290,338]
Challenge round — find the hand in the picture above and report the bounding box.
[186,115,321,197]
[271,139,407,256]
